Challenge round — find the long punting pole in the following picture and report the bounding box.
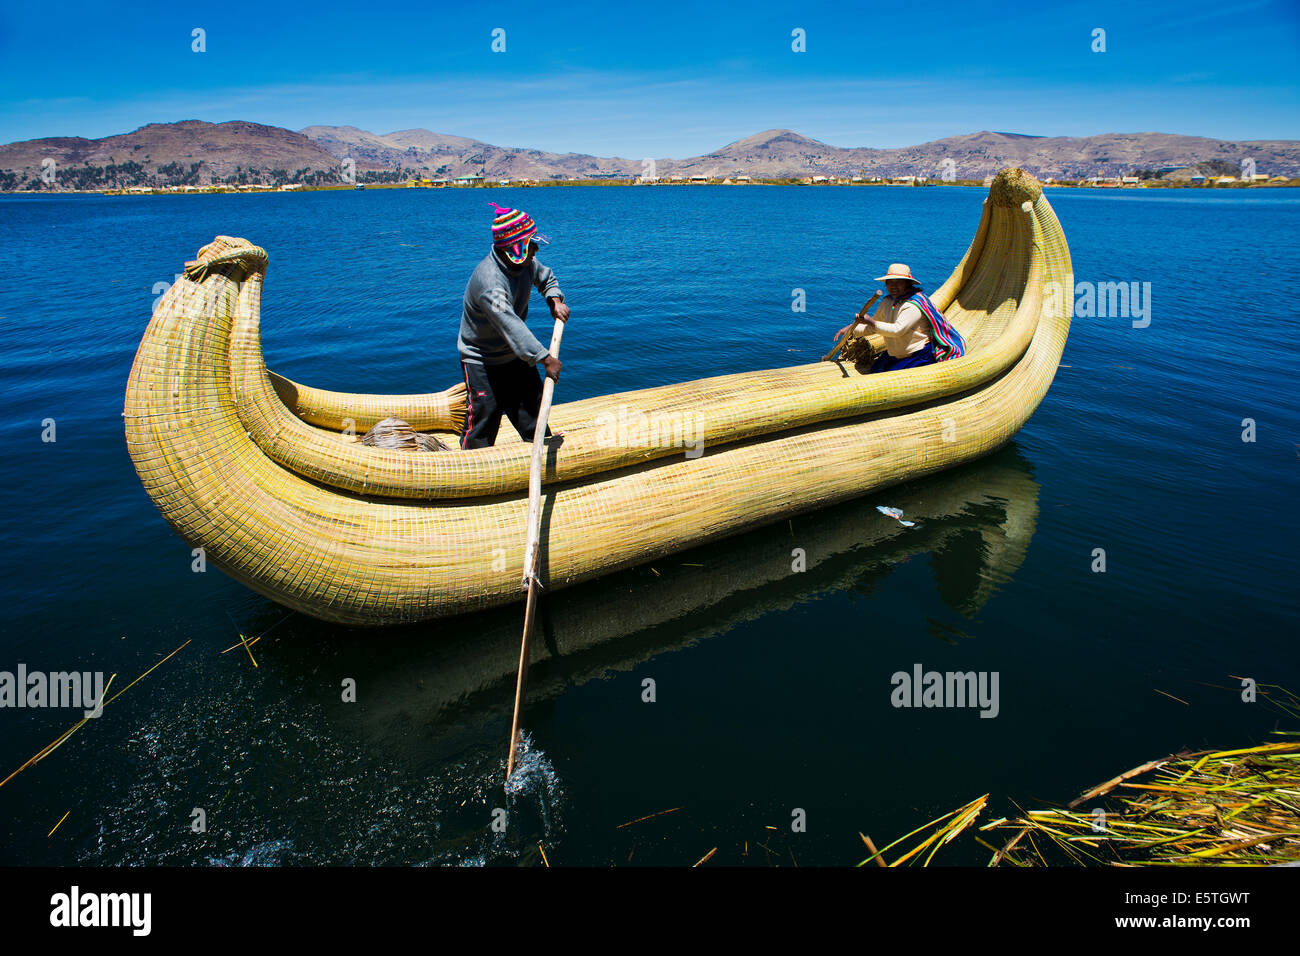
[822,291,882,362]
[506,318,566,781]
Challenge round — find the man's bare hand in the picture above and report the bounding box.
[549,299,570,322]
[542,354,562,381]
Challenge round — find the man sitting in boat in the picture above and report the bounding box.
[835,263,966,372]
[458,203,570,449]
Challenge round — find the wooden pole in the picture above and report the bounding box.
[506,317,566,781]
[822,291,882,362]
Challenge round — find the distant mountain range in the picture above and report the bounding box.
[2,120,1297,190]
[0,121,342,190]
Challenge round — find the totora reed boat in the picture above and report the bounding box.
[123,167,1072,626]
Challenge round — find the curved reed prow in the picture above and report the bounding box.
[987,167,1043,210]
[183,235,268,283]
[176,235,467,436]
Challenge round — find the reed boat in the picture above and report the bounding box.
[123,167,1071,627]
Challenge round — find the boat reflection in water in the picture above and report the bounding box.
[255,443,1040,746]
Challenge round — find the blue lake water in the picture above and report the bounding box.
[0,183,1296,865]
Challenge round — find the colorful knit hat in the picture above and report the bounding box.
[490,203,550,264]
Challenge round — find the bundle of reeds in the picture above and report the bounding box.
[985,733,1300,866]
[359,416,449,452]
[269,372,466,435]
[839,335,878,369]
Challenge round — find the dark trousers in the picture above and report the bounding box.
[460,359,552,449]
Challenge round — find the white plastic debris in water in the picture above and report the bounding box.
[876,506,916,528]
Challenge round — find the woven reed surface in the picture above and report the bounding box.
[123,169,1071,625]
[268,371,466,433]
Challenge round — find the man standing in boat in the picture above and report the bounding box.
[458,203,570,449]
[835,263,965,372]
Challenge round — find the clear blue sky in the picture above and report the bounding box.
[1,0,1296,153]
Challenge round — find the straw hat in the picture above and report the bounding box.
[875,263,921,285]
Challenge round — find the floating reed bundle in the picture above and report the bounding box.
[123,168,1072,625]
[984,688,1300,867]
[985,737,1300,866]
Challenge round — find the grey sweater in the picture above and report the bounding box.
[457,249,564,365]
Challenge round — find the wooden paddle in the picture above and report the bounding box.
[506,317,566,782]
[822,291,882,362]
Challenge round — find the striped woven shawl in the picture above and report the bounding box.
[908,291,967,361]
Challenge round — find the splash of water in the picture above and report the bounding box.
[208,839,294,866]
[502,730,564,844]
[504,730,559,799]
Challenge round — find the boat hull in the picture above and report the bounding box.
[123,169,1071,626]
